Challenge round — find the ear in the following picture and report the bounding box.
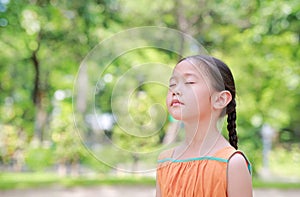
[211,90,232,109]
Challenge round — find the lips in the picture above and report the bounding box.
[171,99,184,106]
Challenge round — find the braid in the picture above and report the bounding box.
[227,100,238,149]
[181,55,239,149]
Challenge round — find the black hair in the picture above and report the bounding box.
[178,55,238,149]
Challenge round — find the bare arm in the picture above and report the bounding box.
[156,179,161,197]
[227,153,253,197]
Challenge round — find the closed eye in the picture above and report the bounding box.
[185,81,195,84]
[169,83,176,87]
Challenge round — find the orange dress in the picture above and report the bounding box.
[156,146,251,197]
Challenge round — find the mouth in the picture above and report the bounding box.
[171,99,184,106]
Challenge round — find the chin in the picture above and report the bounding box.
[170,114,193,122]
[169,112,183,121]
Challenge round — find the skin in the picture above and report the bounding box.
[156,60,252,197]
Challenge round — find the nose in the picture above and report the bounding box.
[172,87,181,96]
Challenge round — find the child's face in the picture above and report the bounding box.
[166,60,214,122]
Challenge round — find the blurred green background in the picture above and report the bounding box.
[0,0,299,190]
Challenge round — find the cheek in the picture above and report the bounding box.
[191,88,211,107]
[166,91,172,106]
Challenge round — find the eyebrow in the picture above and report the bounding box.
[183,73,198,78]
[169,72,198,81]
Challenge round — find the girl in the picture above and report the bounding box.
[156,55,252,197]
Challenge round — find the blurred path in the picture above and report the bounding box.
[254,188,300,197]
[0,186,300,197]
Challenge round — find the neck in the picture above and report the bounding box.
[182,117,223,156]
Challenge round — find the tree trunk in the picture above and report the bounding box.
[71,157,80,177]
[58,159,67,177]
[31,36,48,143]
[32,48,44,142]
[76,63,88,113]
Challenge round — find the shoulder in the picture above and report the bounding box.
[228,153,248,173]
[157,148,174,161]
[228,151,251,174]
[227,152,253,197]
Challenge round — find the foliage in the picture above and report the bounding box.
[0,0,299,179]
[269,144,300,178]
[24,143,54,171]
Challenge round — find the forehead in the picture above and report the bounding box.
[172,60,206,78]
